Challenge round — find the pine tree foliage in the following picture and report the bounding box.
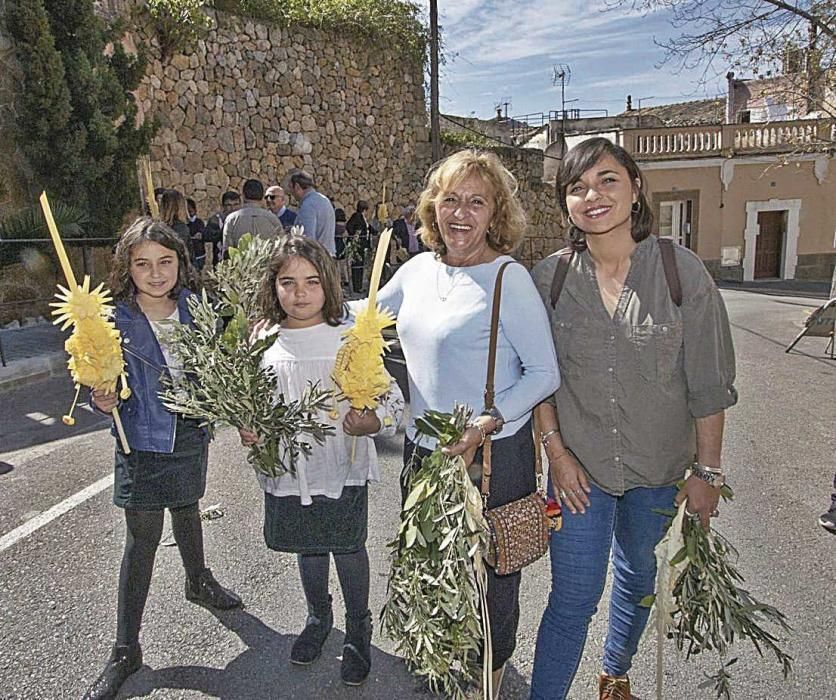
[5,0,154,237]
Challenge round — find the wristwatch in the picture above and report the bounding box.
[692,462,725,488]
[481,406,505,435]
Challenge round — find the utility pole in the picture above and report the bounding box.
[430,0,440,162]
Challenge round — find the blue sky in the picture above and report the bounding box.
[433,0,729,120]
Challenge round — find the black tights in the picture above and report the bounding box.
[297,548,369,616]
[116,503,206,645]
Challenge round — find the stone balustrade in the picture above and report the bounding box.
[625,119,834,160]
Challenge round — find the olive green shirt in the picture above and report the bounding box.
[531,236,738,496]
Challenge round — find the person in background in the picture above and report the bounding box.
[392,204,421,257]
[346,201,371,294]
[265,185,297,231]
[186,198,207,271]
[222,178,281,252]
[204,190,240,269]
[284,169,335,255]
[159,190,194,265]
[334,208,351,291]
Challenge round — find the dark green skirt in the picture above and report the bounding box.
[263,486,368,554]
[113,417,208,510]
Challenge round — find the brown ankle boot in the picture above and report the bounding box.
[599,673,631,700]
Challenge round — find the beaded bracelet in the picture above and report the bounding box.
[467,421,488,447]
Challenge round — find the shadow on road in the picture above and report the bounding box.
[121,607,414,699]
[121,605,531,699]
[731,322,836,369]
[0,376,109,454]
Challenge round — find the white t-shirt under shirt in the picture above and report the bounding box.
[256,321,404,505]
[148,307,185,385]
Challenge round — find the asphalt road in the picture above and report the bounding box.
[0,288,834,700]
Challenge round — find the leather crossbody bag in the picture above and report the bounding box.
[481,261,550,576]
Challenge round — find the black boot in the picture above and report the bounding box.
[290,595,333,665]
[82,643,142,700]
[341,609,372,686]
[185,568,242,610]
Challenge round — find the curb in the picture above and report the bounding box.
[0,353,68,394]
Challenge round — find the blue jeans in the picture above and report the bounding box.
[530,482,677,700]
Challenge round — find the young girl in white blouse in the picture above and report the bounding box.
[239,236,403,686]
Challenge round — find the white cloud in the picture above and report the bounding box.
[435,0,727,117]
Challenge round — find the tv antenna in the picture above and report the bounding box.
[552,64,572,131]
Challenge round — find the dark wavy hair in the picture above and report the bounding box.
[257,235,344,326]
[558,137,653,252]
[108,217,196,306]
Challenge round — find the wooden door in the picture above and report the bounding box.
[755,210,785,279]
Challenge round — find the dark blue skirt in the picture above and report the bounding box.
[113,417,208,510]
[263,486,368,555]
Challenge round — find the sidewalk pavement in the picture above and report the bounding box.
[1,278,830,394]
[0,324,69,393]
[717,278,831,298]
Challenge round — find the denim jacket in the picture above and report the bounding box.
[112,289,201,453]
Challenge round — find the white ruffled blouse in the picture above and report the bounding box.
[256,321,404,505]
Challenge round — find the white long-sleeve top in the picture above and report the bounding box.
[374,252,559,448]
[256,320,404,505]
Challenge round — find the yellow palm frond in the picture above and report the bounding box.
[333,302,395,411]
[50,275,113,330]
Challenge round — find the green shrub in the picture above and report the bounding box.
[441,129,495,149]
[147,0,215,59]
[216,0,428,65]
[0,199,90,268]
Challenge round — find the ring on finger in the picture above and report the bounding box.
[559,489,568,499]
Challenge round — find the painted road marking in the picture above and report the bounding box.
[0,473,114,554]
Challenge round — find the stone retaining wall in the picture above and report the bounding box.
[0,3,564,320]
[132,8,430,217]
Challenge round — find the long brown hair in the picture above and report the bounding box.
[558,137,653,252]
[257,235,344,326]
[108,217,196,305]
[159,189,186,226]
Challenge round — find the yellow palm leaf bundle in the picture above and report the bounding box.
[333,303,395,411]
[40,192,131,451]
[333,228,395,414]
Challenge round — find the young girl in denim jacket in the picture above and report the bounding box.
[83,218,241,700]
[239,236,403,686]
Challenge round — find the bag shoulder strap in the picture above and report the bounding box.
[549,240,683,308]
[484,261,514,412]
[481,261,542,501]
[549,247,574,308]
[657,237,683,307]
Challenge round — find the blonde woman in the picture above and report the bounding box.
[376,149,560,695]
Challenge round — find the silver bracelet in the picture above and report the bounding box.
[540,429,560,447]
[693,462,723,475]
